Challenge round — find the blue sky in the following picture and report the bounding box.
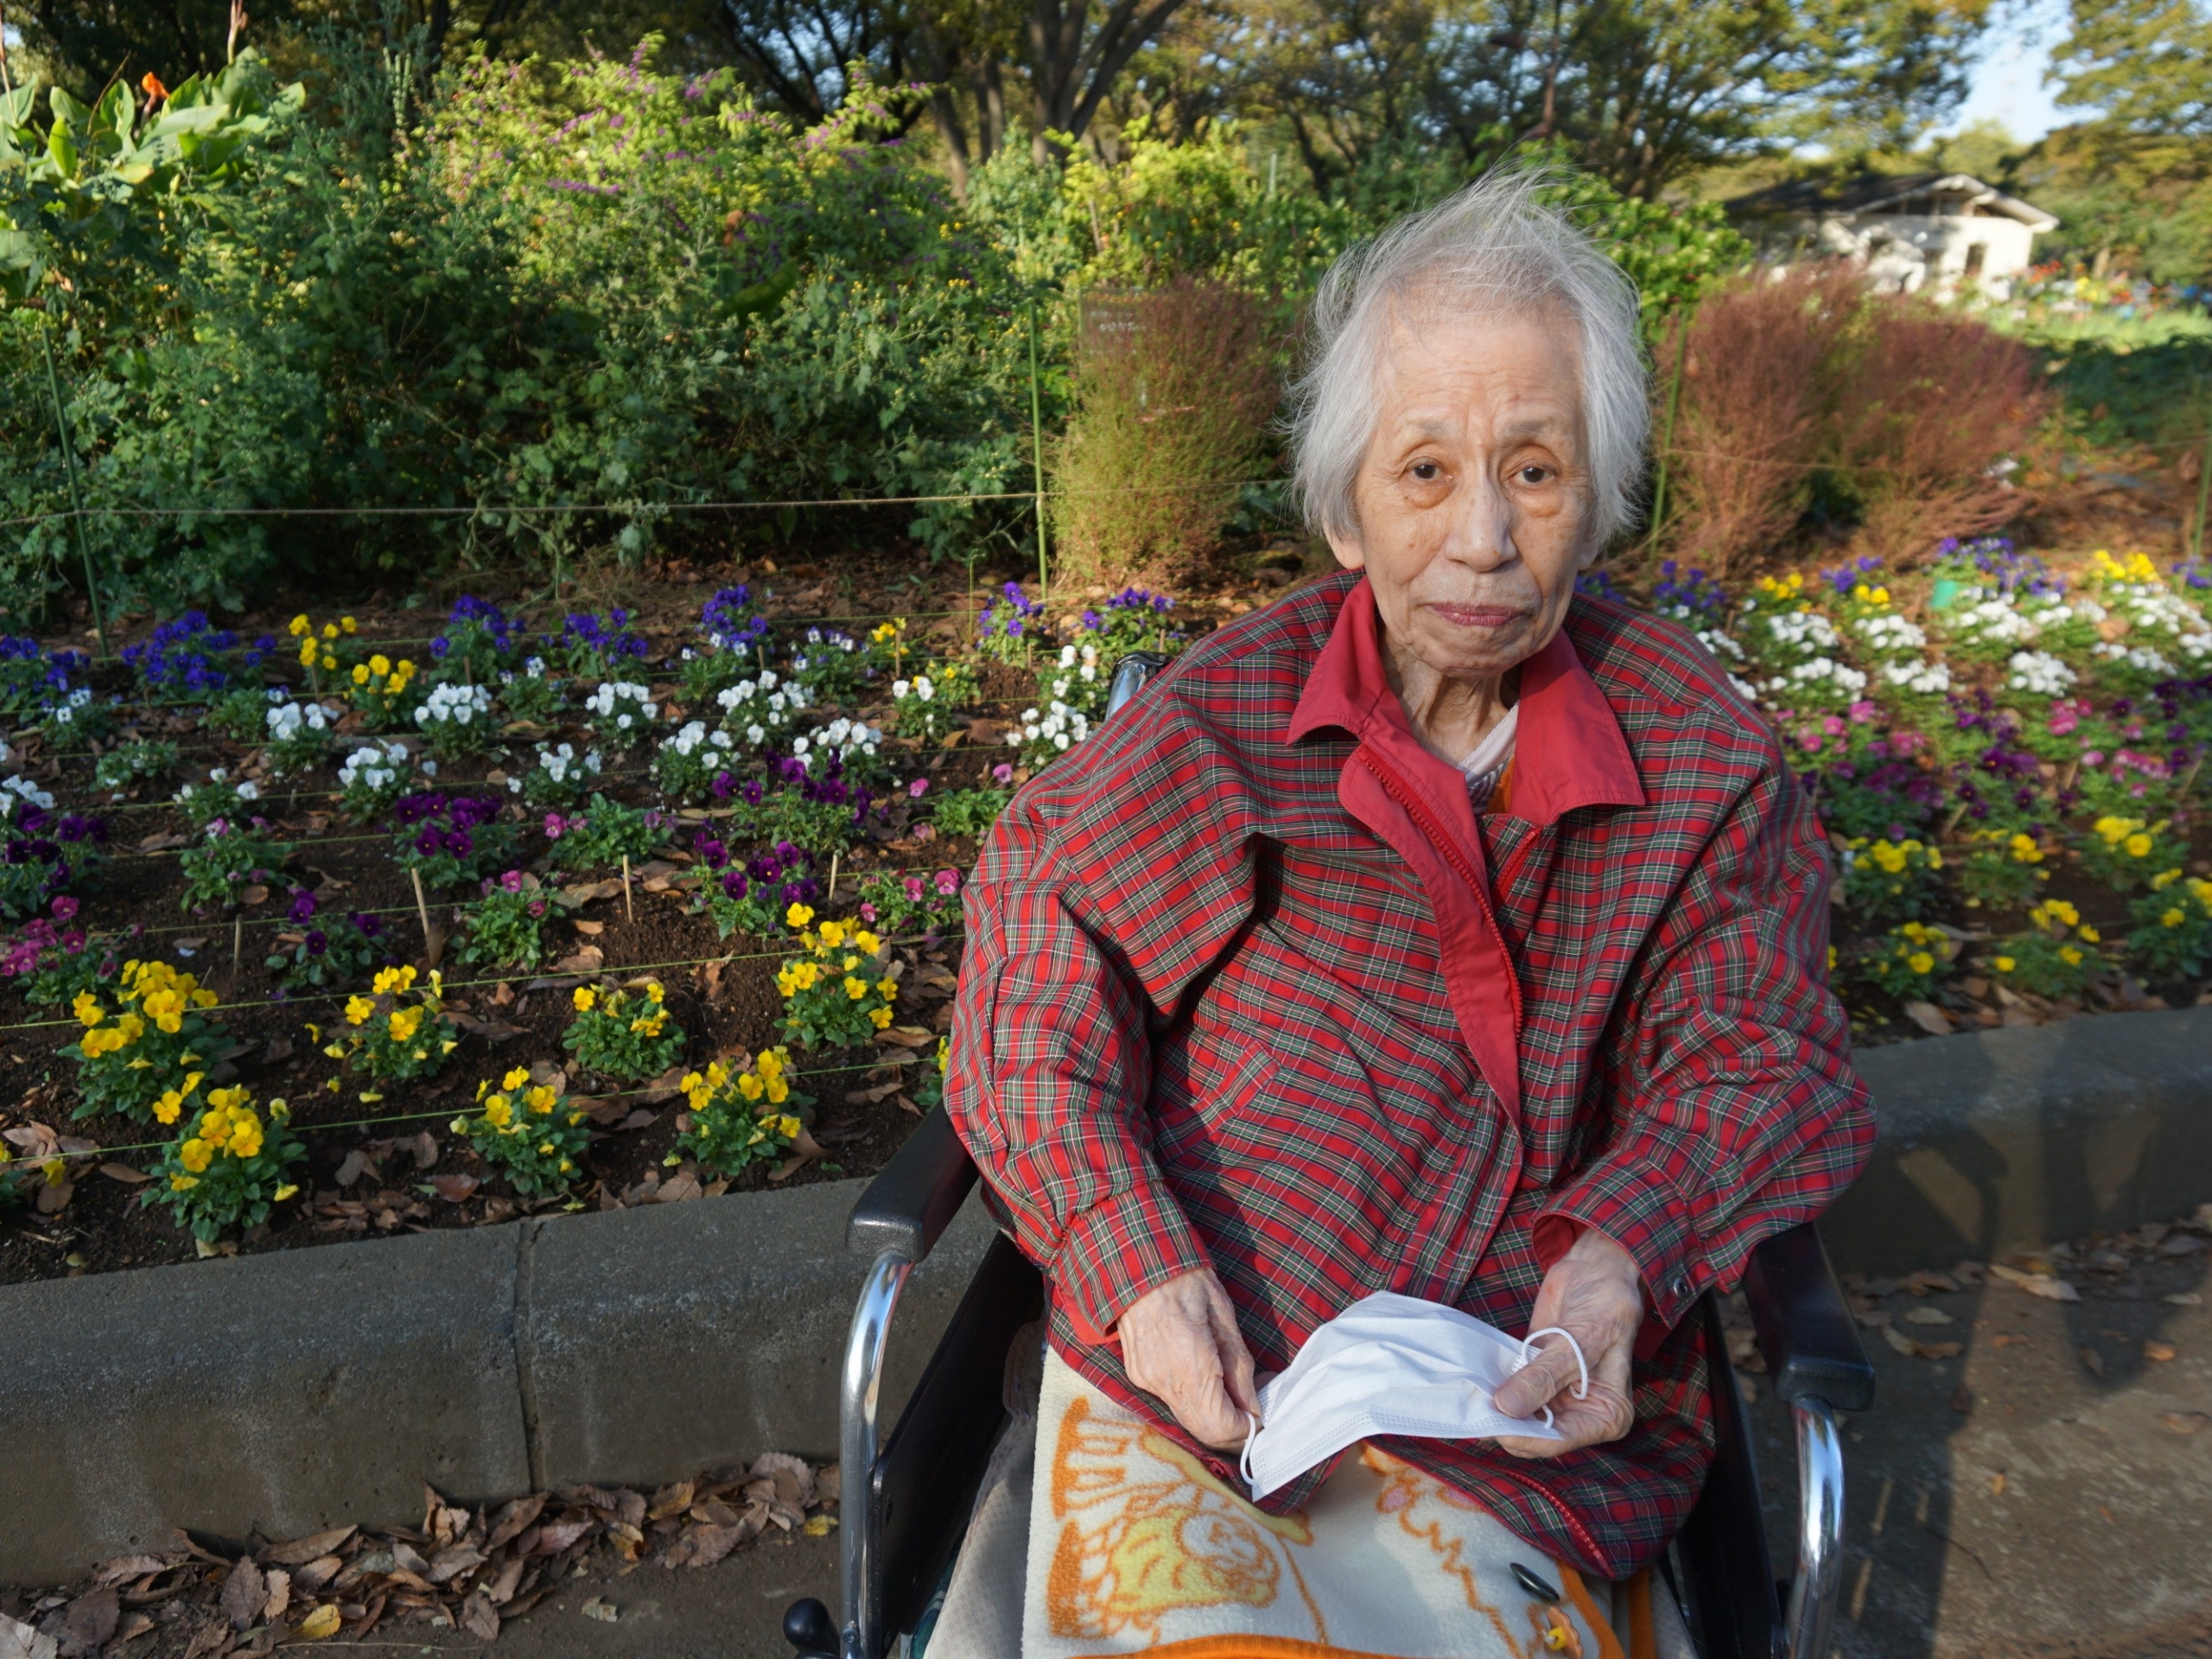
[1948,0,2072,142]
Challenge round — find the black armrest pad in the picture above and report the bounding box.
[847,1107,979,1263]
[1743,1222,1876,1413]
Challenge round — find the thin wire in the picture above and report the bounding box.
[0,476,1292,535]
[26,1056,924,1161]
[0,929,967,1033]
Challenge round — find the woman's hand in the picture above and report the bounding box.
[1117,1267,1262,1451]
[1491,1227,1643,1458]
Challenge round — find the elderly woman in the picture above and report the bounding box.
[937,173,1872,1659]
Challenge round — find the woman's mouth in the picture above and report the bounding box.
[1429,603,1527,629]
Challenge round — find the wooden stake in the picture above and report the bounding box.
[622,855,635,923]
[826,850,840,904]
[230,918,243,988]
[410,868,433,951]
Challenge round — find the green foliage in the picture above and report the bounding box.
[176,823,293,912]
[1838,834,1944,925]
[327,966,459,1083]
[451,1066,592,1198]
[63,959,225,1123]
[454,874,553,970]
[141,1087,306,1243]
[563,981,685,1082]
[1851,919,1957,1001]
[1986,899,2106,1000]
[92,737,176,795]
[775,923,899,1051]
[264,907,386,995]
[545,793,663,874]
[931,786,1013,838]
[666,1047,807,1178]
[2127,872,2212,978]
[1953,829,2052,912]
[2076,814,2183,892]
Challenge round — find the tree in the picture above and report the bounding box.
[2050,0,2212,136]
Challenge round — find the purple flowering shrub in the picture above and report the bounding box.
[851,867,963,939]
[429,596,531,684]
[692,835,820,940]
[551,610,652,681]
[0,638,87,724]
[976,582,1046,664]
[120,614,275,704]
[679,586,774,702]
[719,750,887,851]
[454,872,553,970]
[175,817,285,915]
[390,793,517,888]
[264,890,390,994]
[1077,588,1180,658]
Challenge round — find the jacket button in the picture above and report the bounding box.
[1672,1276,1692,1300]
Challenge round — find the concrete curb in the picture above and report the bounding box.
[6,1005,2210,1584]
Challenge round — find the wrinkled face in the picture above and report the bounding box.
[1326,303,1596,684]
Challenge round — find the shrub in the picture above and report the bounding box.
[177,821,293,912]
[1838,834,1944,925]
[498,658,563,724]
[931,785,1013,838]
[691,836,820,939]
[454,874,552,970]
[1954,829,2051,911]
[516,742,605,810]
[1851,919,1958,1001]
[2076,815,2183,892]
[65,960,225,1122]
[544,795,661,874]
[581,681,659,747]
[553,613,652,681]
[0,808,104,918]
[1052,279,1278,583]
[263,699,337,777]
[415,683,499,759]
[889,659,980,741]
[776,913,899,1051]
[92,739,178,796]
[451,1067,592,1198]
[667,1048,808,1178]
[336,741,416,821]
[171,771,263,830]
[1661,264,1861,580]
[1986,900,2104,1001]
[853,868,964,938]
[327,966,459,1083]
[429,598,531,684]
[346,653,422,731]
[142,1088,305,1243]
[206,687,275,742]
[1824,298,2048,564]
[264,894,388,995]
[2127,871,2212,980]
[563,982,684,1082]
[391,793,515,889]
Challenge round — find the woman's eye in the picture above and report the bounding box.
[1516,465,1553,485]
[1409,461,1441,481]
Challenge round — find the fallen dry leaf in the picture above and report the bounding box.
[581,1598,618,1624]
[2079,1345,2107,1377]
[1904,1306,1955,1326]
[60,1586,118,1654]
[1990,1472,2006,1497]
[429,1173,481,1204]
[111,1614,154,1646]
[291,1605,341,1642]
[0,1617,57,1659]
[875,1026,935,1050]
[97,1163,152,1185]
[461,1589,500,1642]
[2145,1340,2177,1362]
[239,884,270,906]
[769,1128,828,1182]
[1903,1000,1955,1035]
[260,1567,290,1625]
[1989,1262,2081,1302]
[262,1528,354,1567]
[219,1559,264,1630]
[93,1554,173,1586]
[571,918,606,936]
[2159,1410,2209,1435]
[1914,1340,1964,1359]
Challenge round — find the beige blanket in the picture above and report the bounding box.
[926,1344,1688,1659]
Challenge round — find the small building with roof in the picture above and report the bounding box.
[1725,172,2059,296]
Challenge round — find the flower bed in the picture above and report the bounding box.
[0,552,2205,1284]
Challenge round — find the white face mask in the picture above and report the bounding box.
[1238,1292,1585,1501]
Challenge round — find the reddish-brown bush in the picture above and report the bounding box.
[1661,265,1863,580]
[1053,279,1279,582]
[1823,299,2048,564]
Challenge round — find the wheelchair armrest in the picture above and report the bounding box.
[846,1105,979,1265]
[1744,1222,1875,1413]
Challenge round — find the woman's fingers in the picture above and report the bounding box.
[1118,1268,1255,1451]
[1491,1334,1586,1420]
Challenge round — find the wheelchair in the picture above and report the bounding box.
[786,654,1877,1659]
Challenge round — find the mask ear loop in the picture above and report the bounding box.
[1514,1327,1591,1431]
[1238,1412,1261,1494]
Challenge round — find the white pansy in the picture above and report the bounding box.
[2093,641,2178,677]
[1880,658,1952,696]
[0,773,54,818]
[416,682,493,729]
[2005,650,2076,696]
[338,740,410,794]
[266,699,336,742]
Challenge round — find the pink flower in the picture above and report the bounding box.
[991,763,1014,785]
[1797,729,1824,753]
[50,896,78,922]
[934,869,961,896]
[1821,715,1847,736]
[1847,700,1878,724]
[907,777,930,798]
[913,823,936,842]
[859,902,878,923]
[2081,750,2105,767]
[543,812,568,840]
[903,875,925,902]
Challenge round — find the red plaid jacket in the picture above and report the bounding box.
[947,571,1873,1577]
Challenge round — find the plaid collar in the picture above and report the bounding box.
[1283,575,1646,826]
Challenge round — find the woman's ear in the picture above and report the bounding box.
[1325,527,1366,572]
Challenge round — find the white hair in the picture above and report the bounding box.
[1287,168,1649,549]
